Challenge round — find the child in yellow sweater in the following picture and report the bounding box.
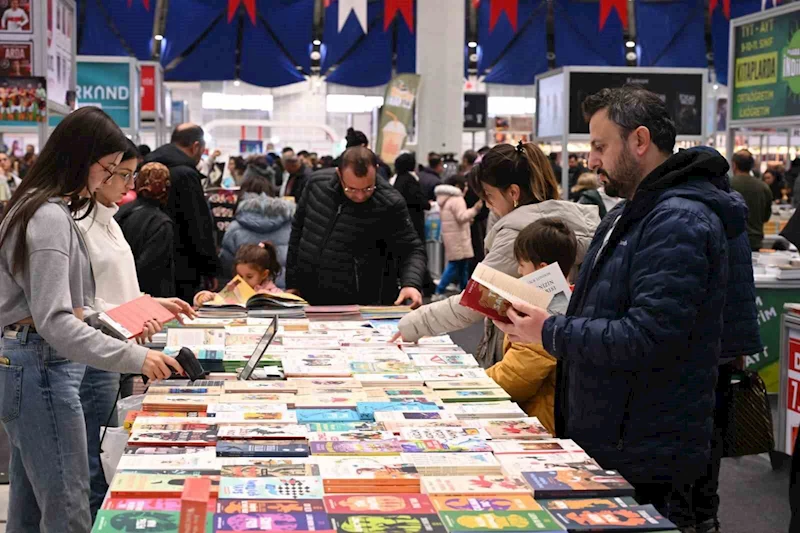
[486,218,577,435]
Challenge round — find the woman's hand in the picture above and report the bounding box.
[193,291,215,307]
[155,297,197,323]
[135,318,162,345]
[141,350,184,382]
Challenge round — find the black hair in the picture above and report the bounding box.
[229,155,247,173]
[170,125,205,148]
[338,146,378,177]
[345,128,369,148]
[0,106,130,273]
[582,85,677,155]
[395,153,416,175]
[469,143,559,206]
[320,155,335,168]
[513,218,577,277]
[477,146,491,156]
[297,150,309,158]
[429,155,443,169]
[463,150,478,166]
[733,150,755,173]
[137,144,151,157]
[282,146,294,154]
[445,174,467,189]
[548,152,558,162]
[123,139,140,162]
[568,154,578,161]
[235,242,281,281]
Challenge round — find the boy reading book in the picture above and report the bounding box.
[486,218,577,435]
[194,242,281,306]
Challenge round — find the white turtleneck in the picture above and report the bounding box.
[76,201,143,312]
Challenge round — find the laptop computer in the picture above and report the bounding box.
[237,316,278,381]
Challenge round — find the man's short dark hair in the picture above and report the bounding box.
[463,150,478,166]
[568,154,578,161]
[282,146,294,154]
[339,146,378,178]
[733,150,755,173]
[171,125,204,148]
[513,218,577,277]
[297,150,309,158]
[430,155,443,169]
[548,152,558,162]
[582,86,677,155]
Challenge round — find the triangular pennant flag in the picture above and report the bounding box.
[473,0,482,8]
[709,0,731,19]
[489,0,518,32]
[126,0,151,9]
[227,0,256,24]
[599,0,627,29]
[339,0,368,33]
[385,0,414,32]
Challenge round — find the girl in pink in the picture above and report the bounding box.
[194,241,281,305]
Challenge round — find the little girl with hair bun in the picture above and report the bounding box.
[194,241,281,306]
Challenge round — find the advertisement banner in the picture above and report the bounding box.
[463,93,487,130]
[77,60,131,128]
[0,42,31,76]
[375,73,420,166]
[751,287,797,394]
[48,0,74,108]
[732,8,800,121]
[0,76,46,125]
[0,0,32,34]
[140,64,155,114]
[239,140,263,155]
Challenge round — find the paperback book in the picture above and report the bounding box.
[216,499,326,514]
[307,431,396,441]
[216,424,309,440]
[218,476,325,500]
[478,419,551,440]
[459,263,553,323]
[521,468,636,498]
[548,504,676,531]
[539,497,638,511]
[488,439,584,455]
[216,441,310,458]
[309,440,403,456]
[421,475,532,496]
[296,409,362,424]
[220,463,320,478]
[323,494,436,515]
[438,510,563,532]
[436,389,511,403]
[213,511,332,532]
[399,453,501,476]
[329,514,447,533]
[102,497,217,512]
[109,474,219,497]
[91,510,212,533]
[410,354,480,368]
[430,496,541,513]
[127,430,217,447]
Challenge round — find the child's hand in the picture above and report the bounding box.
[193,291,215,307]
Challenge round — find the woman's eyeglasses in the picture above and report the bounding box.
[98,160,137,184]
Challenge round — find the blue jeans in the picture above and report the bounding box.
[79,366,120,521]
[436,259,471,294]
[0,330,90,533]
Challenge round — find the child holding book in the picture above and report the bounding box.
[194,241,282,306]
[486,218,577,435]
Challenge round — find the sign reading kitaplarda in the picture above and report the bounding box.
[733,7,800,122]
[76,60,131,128]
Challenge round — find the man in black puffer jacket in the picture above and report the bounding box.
[287,146,426,307]
[494,87,751,532]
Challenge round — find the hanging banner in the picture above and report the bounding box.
[140,64,155,114]
[0,0,32,34]
[0,76,46,125]
[375,73,420,166]
[553,0,625,68]
[77,60,131,128]
[0,42,31,76]
[731,7,800,121]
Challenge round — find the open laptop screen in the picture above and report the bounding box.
[238,316,278,381]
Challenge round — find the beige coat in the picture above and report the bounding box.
[436,184,479,262]
[398,200,601,368]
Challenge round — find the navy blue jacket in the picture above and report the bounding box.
[542,148,749,484]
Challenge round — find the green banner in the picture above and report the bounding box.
[751,288,800,393]
[732,8,800,121]
[376,73,420,167]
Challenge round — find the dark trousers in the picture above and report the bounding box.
[635,482,695,530]
[691,362,736,525]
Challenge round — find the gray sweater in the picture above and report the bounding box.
[0,198,148,374]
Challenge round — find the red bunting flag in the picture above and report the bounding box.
[489,0,518,32]
[385,0,414,32]
[126,0,150,10]
[324,0,332,7]
[709,0,731,19]
[599,0,627,29]
[473,0,482,7]
[228,0,257,24]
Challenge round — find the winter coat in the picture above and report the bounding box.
[398,201,600,368]
[280,164,312,202]
[418,168,442,204]
[220,193,296,289]
[542,148,748,485]
[392,172,426,243]
[144,144,219,287]
[436,184,479,262]
[115,197,176,298]
[286,171,427,306]
[576,189,607,218]
[487,337,557,435]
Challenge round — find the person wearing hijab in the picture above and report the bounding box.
[115,162,178,297]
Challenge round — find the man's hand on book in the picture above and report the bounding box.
[142,350,184,382]
[154,297,197,323]
[492,301,548,345]
[395,287,423,309]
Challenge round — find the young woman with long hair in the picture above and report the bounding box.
[0,106,183,531]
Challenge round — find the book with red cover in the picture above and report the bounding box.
[179,477,211,533]
[99,295,176,339]
[459,264,552,324]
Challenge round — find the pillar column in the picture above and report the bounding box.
[416,0,465,158]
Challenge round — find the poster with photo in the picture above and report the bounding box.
[47,0,72,107]
[0,0,31,33]
[0,76,46,123]
[0,42,31,76]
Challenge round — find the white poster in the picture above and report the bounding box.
[46,0,72,107]
[536,73,565,139]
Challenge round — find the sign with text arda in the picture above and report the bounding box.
[732,7,800,121]
[76,60,131,128]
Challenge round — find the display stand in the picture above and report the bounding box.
[76,55,140,139]
[138,61,166,147]
[778,312,800,456]
[535,67,708,198]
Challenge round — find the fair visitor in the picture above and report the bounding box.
[572,172,607,218]
[195,242,283,306]
[730,149,773,251]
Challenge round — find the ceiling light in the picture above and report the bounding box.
[468,41,478,48]
[154,34,164,41]
[233,80,241,87]
[626,40,635,48]
[310,50,322,61]
[625,51,637,61]
[312,39,322,46]
[713,83,719,90]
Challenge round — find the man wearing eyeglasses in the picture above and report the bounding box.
[287,146,426,308]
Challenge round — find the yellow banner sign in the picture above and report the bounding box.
[735,52,778,88]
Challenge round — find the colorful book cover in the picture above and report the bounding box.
[548,505,676,531]
[102,498,216,513]
[329,514,447,533]
[309,440,403,456]
[436,389,511,403]
[398,428,491,442]
[216,441,310,458]
[410,354,480,368]
[373,411,458,422]
[438,510,563,532]
[421,476,531,496]
[218,477,324,500]
[220,463,320,478]
[488,440,584,455]
[426,380,499,391]
[123,446,213,456]
[323,495,436,515]
[305,422,387,432]
[127,430,217,446]
[430,496,541,513]
[216,425,308,440]
[214,511,332,531]
[419,369,488,382]
[91,510,213,533]
[307,431,396,442]
[109,474,220,497]
[521,469,636,498]
[296,409,362,424]
[479,419,551,440]
[349,361,417,374]
[539,497,638,511]
[398,439,492,454]
[316,457,419,480]
[216,499,326,514]
[116,455,219,472]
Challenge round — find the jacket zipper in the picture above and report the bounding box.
[318,204,343,264]
[616,382,635,451]
[354,258,360,295]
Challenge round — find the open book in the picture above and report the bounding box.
[203,276,308,310]
[459,262,570,323]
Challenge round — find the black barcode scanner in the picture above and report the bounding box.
[142,347,207,384]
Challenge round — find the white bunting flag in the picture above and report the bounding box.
[338,0,368,33]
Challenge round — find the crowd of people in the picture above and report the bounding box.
[0,85,797,533]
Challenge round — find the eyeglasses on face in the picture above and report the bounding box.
[340,180,375,194]
[97,160,137,184]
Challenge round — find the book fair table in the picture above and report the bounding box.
[95,312,681,533]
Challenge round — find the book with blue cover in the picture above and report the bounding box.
[218,476,325,500]
[296,409,362,424]
[355,402,440,420]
